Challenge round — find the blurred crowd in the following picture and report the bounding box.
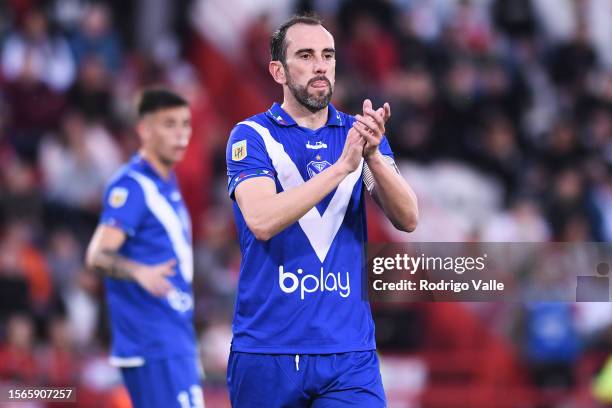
[0,0,611,406]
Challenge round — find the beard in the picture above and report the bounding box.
[286,71,333,113]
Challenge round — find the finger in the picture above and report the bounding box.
[154,286,166,297]
[362,108,384,130]
[383,102,391,121]
[363,99,372,113]
[355,114,381,134]
[353,122,379,145]
[355,133,366,146]
[160,266,176,276]
[149,283,165,297]
[161,259,177,268]
[162,279,174,294]
[354,118,382,142]
[349,129,367,147]
[160,259,177,276]
[156,280,174,297]
[346,127,361,143]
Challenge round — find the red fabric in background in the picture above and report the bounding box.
[175,94,217,242]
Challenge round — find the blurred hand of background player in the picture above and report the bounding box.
[353,99,391,158]
[132,259,176,297]
[339,125,366,175]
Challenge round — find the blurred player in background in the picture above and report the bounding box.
[86,89,204,408]
[225,14,418,407]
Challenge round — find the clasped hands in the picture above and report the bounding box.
[350,99,391,159]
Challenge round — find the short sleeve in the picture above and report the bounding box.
[99,176,147,236]
[379,135,394,158]
[226,123,276,200]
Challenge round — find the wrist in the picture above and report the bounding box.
[332,161,352,177]
[128,263,143,282]
[364,149,384,166]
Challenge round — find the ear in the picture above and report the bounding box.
[269,61,286,85]
[137,119,149,143]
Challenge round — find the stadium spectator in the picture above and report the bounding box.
[1,7,76,91]
[70,3,122,73]
[39,109,121,233]
[0,313,38,384]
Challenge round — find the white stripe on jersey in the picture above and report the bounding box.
[128,171,193,283]
[109,355,145,367]
[238,121,363,263]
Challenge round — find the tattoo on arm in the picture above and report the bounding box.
[384,155,400,174]
[91,249,134,280]
[362,156,401,195]
[363,162,376,193]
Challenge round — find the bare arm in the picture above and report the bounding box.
[365,152,418,232]
[235,127,365,241]
[85,225,176,296]
[354,100,418,232]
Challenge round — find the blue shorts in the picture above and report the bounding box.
[227,351,386,407]
[121,356,204,408]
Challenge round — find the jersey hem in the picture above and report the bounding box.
[228,170,275,199]
[100,218,136,236]
[110,349,197,363]
[230,342,377,355]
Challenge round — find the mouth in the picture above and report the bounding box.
[309,79,329,89]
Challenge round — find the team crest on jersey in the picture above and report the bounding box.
[232,140,247,161]
[108,187,128,208]
[307,160,332,178]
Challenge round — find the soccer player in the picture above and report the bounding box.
[225,14,418,407]
[86,89,204,408]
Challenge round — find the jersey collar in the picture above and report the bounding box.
[132,154,175,184]
[265,102,344,128]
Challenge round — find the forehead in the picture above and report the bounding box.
[149,106,191,120]
[285,24,334,54]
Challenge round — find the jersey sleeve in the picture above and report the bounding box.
[99,176,147,236]
[379,134,395,159]
[226,123,276,200]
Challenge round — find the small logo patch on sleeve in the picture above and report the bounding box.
[232,140,247,161]
[108,187,129,208]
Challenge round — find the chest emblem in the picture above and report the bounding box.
[307,160,332,178]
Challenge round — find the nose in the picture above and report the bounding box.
[313,55,327,75]
[176,129,190,147]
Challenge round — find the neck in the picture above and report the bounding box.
[140,150,171,179]
[281,94,328,130]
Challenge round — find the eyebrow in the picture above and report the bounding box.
[294,48,336,55]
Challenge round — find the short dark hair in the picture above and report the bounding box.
[270,14,324,65]
[138,88,188,117]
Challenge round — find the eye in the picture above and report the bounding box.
[300,53,311,60]
[324,53,335,60]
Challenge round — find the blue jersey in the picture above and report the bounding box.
[99,154,196,365]
[226,103,394,354]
